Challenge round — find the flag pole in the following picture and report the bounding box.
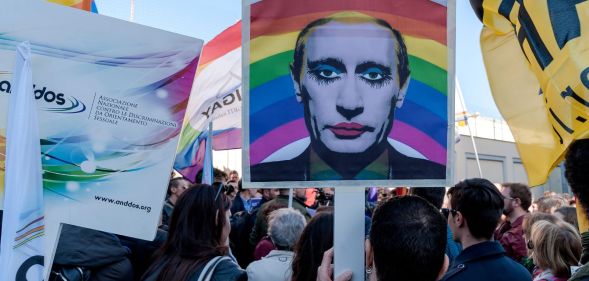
[457,78,483,177]
[203,122,214,185]
[129,0,135,22]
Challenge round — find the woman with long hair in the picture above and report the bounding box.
[291,211,334,281]
[142,184,246,281]
[530,220,581,281]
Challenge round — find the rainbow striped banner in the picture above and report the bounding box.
[244,0,452,185]
[174,22,242,182]
[47,0,98,12]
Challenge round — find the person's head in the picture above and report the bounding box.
[291,212,334,281]
[554,206,579,231]
[447,178,504,243]
[500,182,532,217]
[213,168,228,184]
[294,188,307,201]
[262,201,289,224]
[267,208,307,251]
[229,170,239,182]
[530,220,581,278]
[565,139,589,218]
[290,12,410,155]
[167,178,191,202]
[409,187,446,209]
[146,184,232,281]
[261,188,279,201]
[535,195,569,213]
[368,196,448,281]
[522,212,560,242]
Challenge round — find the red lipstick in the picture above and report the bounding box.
[328,122,369,138]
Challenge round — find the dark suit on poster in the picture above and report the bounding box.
[251,145,445,182]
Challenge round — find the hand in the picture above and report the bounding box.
[316,248,353,281]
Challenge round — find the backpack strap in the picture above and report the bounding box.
[197,256,231,281]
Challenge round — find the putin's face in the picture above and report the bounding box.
[293,21,408,154]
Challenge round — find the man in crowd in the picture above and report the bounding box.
[231,180,261,215]
[494,182,531,263]
[229,170,240,182]
[410,187,462,262]
[250,12,445,181]
[565,139,589,281]
[161,177,191,228]
[535,194,569,213]
[318,195,449,281]
[443,178,530,281]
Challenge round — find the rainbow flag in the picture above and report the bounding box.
[47,0,98,12]
[247,0,449,167]
[174,22,242,181]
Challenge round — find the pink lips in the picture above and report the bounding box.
[328,122,367,137]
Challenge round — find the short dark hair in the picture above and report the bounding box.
[410,187,446,209]
[194,168,227,184]
[565,139,589,217]
[448,178,504,239]
[291,14,410,89]
[167,177,190,196]
[502,182,532,210]
[370,196,446,281]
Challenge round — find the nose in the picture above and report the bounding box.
[336,76,364,120]
[336,105,363,120]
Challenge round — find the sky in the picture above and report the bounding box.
[95,0,503,119]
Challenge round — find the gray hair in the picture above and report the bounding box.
[267,208,307,249]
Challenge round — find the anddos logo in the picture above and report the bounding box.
[0,79,86,113]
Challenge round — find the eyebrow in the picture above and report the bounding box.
[355,61,392,75]
[307,58,346,72]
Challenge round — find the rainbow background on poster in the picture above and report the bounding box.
[249,0,448,166]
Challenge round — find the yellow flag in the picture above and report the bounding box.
[481,0,589,186]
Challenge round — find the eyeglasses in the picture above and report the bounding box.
[441,208,458,218]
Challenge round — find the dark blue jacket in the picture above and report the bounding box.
[442,241,531,281]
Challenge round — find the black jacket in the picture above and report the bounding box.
[442,241,531,281]
[251,145,445,181]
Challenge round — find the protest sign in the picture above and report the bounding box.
[243,0,454,188]
[0,1,203,240]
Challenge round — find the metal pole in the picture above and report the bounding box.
[130,0,135,22]
[456,79,483,177]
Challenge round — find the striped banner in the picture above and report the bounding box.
[47,0,98,12]
[174,22,242,182]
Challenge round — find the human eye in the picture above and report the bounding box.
[360,67,386,81]
[308,64,343,85]
[359,66,392,88]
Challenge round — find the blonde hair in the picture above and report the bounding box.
[531,220,581,278]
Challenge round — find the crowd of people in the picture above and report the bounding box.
[0,140,576,280]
